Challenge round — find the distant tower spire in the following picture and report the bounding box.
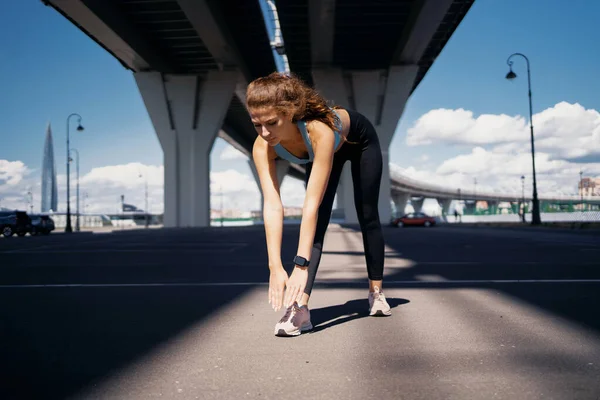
[41,123,58,212]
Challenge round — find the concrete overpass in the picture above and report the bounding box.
[389,171,600,216]
[43,0,475,227]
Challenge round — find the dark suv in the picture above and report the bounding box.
[30,214,55,235]
[0,210,32,237]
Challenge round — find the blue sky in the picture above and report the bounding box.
[1,0,599,213]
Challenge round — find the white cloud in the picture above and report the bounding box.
[0,159,290,214]
[406,102,600,161]
[406,108,526,146]
[210,169,258,193]
[0,160,37,211]
[393,145,600,198]
[219,146,248,161]
[280,176,306,208]
[81,162,164,186]
[0,161,165,214]
[210,169,305,211]
[0,160,30,186]
[210,169,261,211]
[399,101,600,199]
[75,163,165,214]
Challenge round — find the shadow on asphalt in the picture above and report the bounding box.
[337,223,600,336]
[309,298,410,334]
[0,286,253,400]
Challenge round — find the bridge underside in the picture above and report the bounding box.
[45,0,474,226]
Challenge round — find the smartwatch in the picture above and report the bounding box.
[293,255,310,267]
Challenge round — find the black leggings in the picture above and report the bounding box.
[303,109,385,295]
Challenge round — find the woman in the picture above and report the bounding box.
[247,72,391,337]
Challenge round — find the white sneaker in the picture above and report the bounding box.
[368,287,391,316]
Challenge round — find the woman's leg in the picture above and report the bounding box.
[350,135,385,291]
[300,156,346,305]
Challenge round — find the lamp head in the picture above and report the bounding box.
[506,69,517,80]
[76,124,84,132]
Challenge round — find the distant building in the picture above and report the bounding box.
[122,203,142,212]
[579,177,600,197]
[41,123,58,212]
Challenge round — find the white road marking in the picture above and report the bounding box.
[1,279,600,289]
[1,261,598,268]
[0,242,249,254]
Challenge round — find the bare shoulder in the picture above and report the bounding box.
[305,120,335,153]
[305,120,334,142]
[252,136,277,162]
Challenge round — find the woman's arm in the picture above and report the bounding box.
[252,136,284,271]
[284,121,336,307]
[252,137,289,311]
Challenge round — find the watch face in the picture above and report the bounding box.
[294,256,308,266]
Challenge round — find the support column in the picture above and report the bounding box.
[135,70,238,227]
[437,198,452,217]
[410,198,424,213]
[312,66,419,225]
[135,72,177,227]
[249,159,290,209]
[338,167,356,223]
[464,202,476,215]
[510,202,519,214]
[392,193,410,217]
[311,69,356,224]
[487,200,499,215]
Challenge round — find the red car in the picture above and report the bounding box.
[391,212,436,227]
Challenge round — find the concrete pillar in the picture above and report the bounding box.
[464,202,476,215]
[312,66,418,225]
[392,193,410,217]
[487,200,499,215]
[437,198,452,217]
[411,198,424,213]
[311,69,356,224]
[249,159,290,208]
[510,202,519,214]
[135,70,238,227]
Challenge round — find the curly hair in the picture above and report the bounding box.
[245,72,341,133]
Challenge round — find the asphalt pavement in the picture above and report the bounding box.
[1,224,599,400]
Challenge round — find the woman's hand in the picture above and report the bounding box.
[284,267,308,308]
[269,268,289,311]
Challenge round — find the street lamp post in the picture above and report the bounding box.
[139,171,149,228]
[579,169,584,211]
[473,178,478,215]
[27,190,33,214]
[145,175,148,228]
[506,53,542,225]
[84,192,89,227]
[70,149,80,231]
[521,175,525,223]
[65,114,84,233]
[220,184,224,227]
[457,188,462,221]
